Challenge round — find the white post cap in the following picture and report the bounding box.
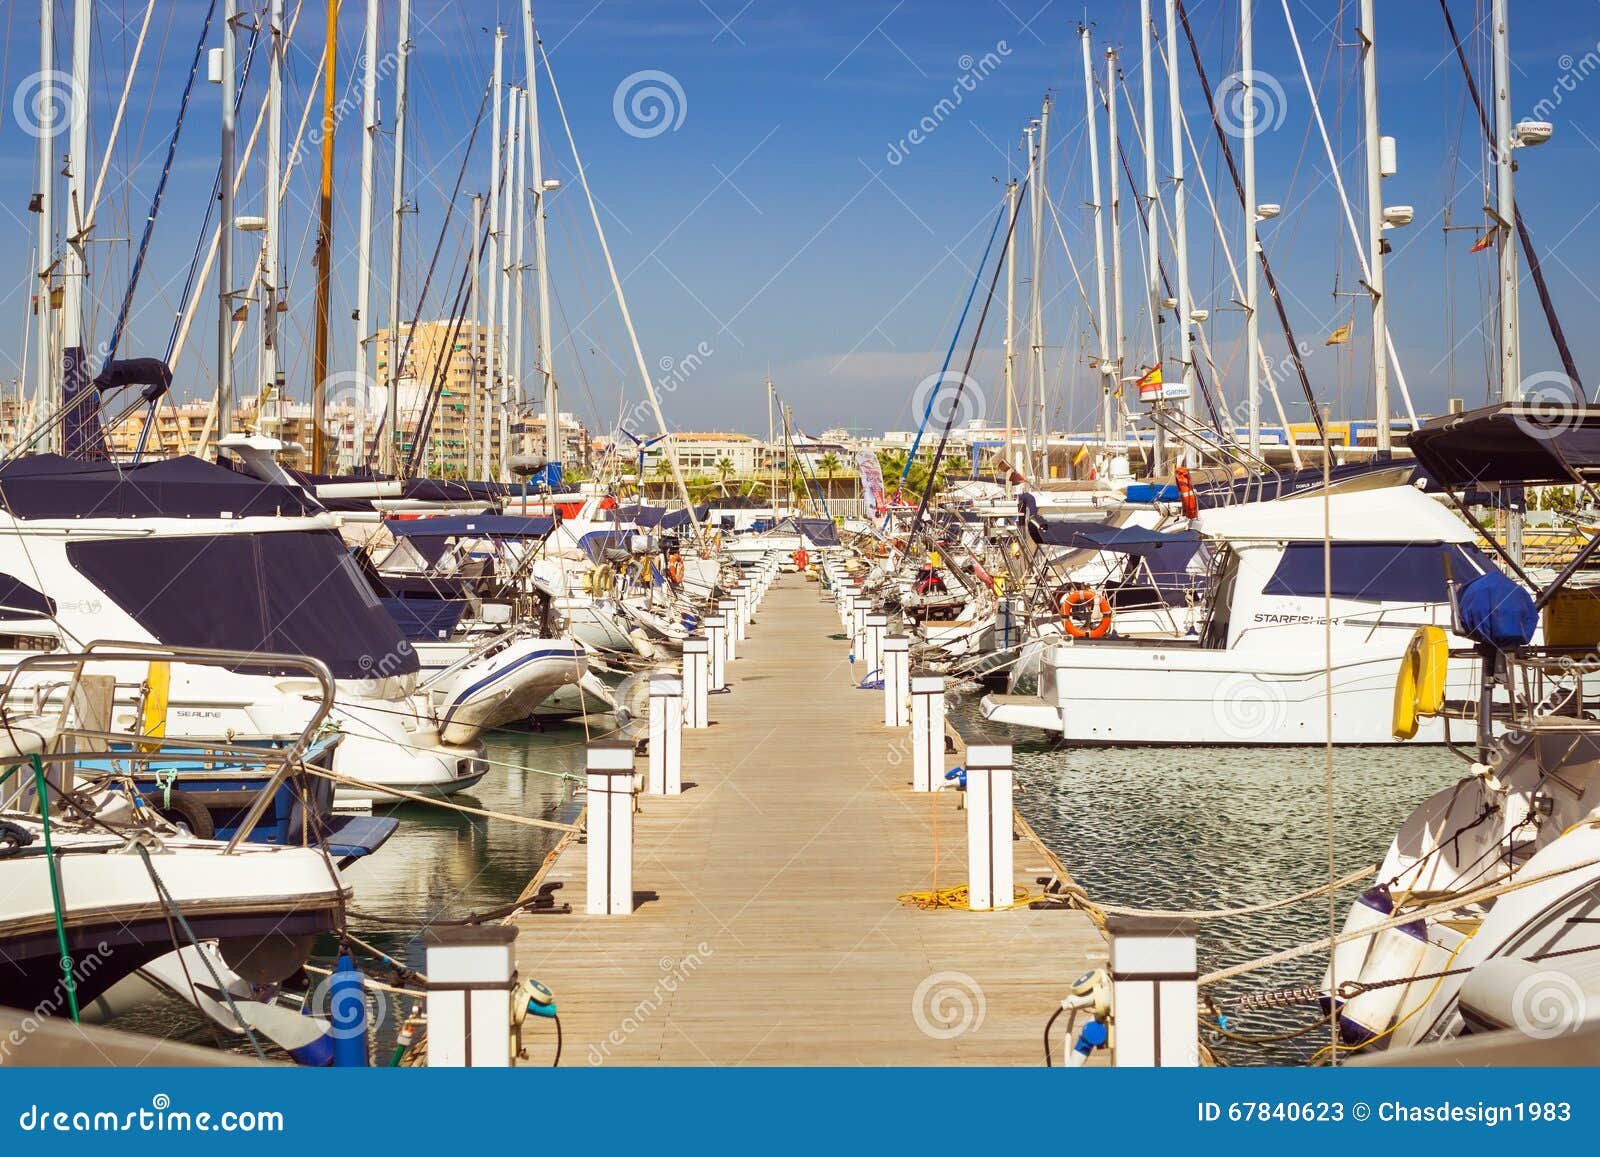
[587,740,636,773]
[965,743,1012,770]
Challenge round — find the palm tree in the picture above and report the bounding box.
[652,456,674,500]
[818,453,841,501]
[715,456,735,495]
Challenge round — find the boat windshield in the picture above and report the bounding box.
[66,530,419,678]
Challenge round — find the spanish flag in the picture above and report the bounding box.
[1072,444,1090,466]
[1469,228,1495,253]
[1135,364,1163,400]
[1325,321,1353,346]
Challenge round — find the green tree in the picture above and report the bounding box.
[818,452,841,501]
[715,456,735,495]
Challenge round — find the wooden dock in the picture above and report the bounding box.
[512,573,1105,1065]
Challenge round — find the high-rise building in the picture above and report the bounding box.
[375,320,502,475]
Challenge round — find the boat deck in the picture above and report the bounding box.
[511,572,1104,1065]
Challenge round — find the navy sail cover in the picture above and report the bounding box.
[387,514,555,540]
[0,454,320,519]
[67,530,419,678]
[1263,542,1494,604]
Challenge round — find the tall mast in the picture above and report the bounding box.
[1492,0,1522,565]
[499,86,520,482]
[1243,0,1261,458]
[523,3,559,470]
[311,0,339,473]
[263,0,285,434]
[34,0,55,449]
[486,27,505,477]
[216,0,237,452]
[1027,101,1049,482]
[1107,46,1125,449]
[386,0,412,473]
[1165,0,1196,437]
[1003,176,1018,494]
[62,0,93,455]
[511,87,528,475]
[1140,0,1164,473]
[1359,0,1389,452]
[1080,27,1110,450]
[468,192,482,478]
[354,0,379,468]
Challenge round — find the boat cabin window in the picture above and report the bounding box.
[1263,542,1493,604]
[66,530,420,678]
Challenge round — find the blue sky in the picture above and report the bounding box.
[2,0,1599,442]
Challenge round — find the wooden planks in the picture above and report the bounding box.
[512,573,1105,1066]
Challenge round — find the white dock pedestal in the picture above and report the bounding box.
[647,673,683,795]
[964,744,1013,911]
[681,637,710,728]
[425,925,517,1067]
[850,599,868,662]
[883,635,910,727]
[586,741,636,915]
[732,585,750,640]
[1106,916,1199,1067]
[704,615,728,691]
[910,676,945,791]
[717,599,739,662]
[862,613,888,688]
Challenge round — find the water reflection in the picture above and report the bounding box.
[952,691,1464,1064]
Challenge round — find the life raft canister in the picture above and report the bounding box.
[1060,587,1113,639]
[1392,625,1450,740]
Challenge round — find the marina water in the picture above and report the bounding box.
[120,702,1457,1066]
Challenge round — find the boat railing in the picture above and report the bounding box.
[1503,646,1600,731]
[0,641,336,852]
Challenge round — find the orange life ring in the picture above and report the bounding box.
[1060,587,1113,639]
[792,548,811,571]
[666,553,685,584]
[1174,464,1199,520]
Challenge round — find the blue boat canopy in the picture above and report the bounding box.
[1031,517,1113,547]
[1408,401,1600,486]
[1071,525,1201,555]
[614,504,709,529]
[795,518,841,547]
[1263,542,1494,605]
[0,454,320,520]
[386,514,555,540]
